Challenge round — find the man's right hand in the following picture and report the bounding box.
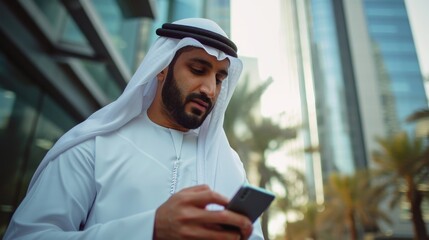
[154,185,253,240]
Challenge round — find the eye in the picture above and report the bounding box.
[190,66,205,75]
[216,73,227,85]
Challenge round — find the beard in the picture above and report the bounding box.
[161,71,214,129]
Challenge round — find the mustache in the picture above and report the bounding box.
[186,93,212,109]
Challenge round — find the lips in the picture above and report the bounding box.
[187,96,212,115]
[192,98,209,109]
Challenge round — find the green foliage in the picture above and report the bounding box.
[406,108,429,123]
[373,132,425,177]
[372,131,429,239]
[285,202,324,240]
[372,131,428,207]
[224,74,272,143]
[317,170,391,239]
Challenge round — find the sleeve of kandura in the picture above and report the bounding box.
[4,139,156,240]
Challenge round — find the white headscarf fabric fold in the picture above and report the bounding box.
[29,18,243,190]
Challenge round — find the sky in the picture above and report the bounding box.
[230,0,282,79]
[230,0,300,119]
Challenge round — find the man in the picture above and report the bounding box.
[4,18,264,239]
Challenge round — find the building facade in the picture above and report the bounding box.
[362,0,427,135]
[310,0,368,177]
[278,0,324,205]
[309,0,428,237]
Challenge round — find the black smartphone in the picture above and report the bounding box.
[222,184,275,230]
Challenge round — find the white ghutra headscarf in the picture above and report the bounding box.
[29,18,244,191]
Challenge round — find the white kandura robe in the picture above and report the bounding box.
[5,111,264,239]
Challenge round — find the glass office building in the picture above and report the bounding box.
[309,0,428,237]
[362,0,429,235]
[0,0,155,235]
[363,0,427,135]
[310,0,427,179]
[310,0,367,176]
[278,0,324,204]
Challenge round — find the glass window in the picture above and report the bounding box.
[391,81,411,93]
[91,0,145,70]
[0,54,42,235]
[366,8,407,17]
[16,95,77,201]
[171,0,204,20]
[0,52,77,235]
[80,60,122,101]
[384,58,420,74]
[33,0,67,34]
[390,73,424,85]
[364,1,404,10]
[32,0,89,46]
[369,24,398,34]
[60,16,89,46]
[369,22,412,37]
[0,89,15,130]
[379,41,415,54]
[395,97,428,123]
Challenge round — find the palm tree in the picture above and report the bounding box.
[406,108,429,123]
[244,116,297,237]
[285,202,322,240]
[224,76,297,238]
[372,131,429,239]
[224,74,273,170]
[282,168,322,240]
[318,171,391,240]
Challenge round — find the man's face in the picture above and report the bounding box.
[161,47,230,130]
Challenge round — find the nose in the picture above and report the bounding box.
[199,75,217,98]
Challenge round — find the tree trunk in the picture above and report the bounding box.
[348,210,357,240]
[405,176,428,240]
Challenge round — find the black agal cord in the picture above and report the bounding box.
[156,23,238,57]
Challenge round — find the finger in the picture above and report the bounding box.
[201,210,253,238]
[174,185,229,207]
[187,189,229,207]
[226,211,253,237]
[180,184,211,193]
[224,211,253,239]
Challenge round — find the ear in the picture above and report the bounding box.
[157,67,168,82]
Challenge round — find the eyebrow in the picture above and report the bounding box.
[190,58,229,77]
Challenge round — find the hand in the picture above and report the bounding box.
[154,185,253,240]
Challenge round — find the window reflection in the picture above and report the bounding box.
[0,52,77,235]
[32,0,89,46]
[80,60,122,101]
[0,89,15,130]
[90,0,146,70]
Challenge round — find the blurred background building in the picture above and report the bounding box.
[297,0,428,237]
[248,0,429,238]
